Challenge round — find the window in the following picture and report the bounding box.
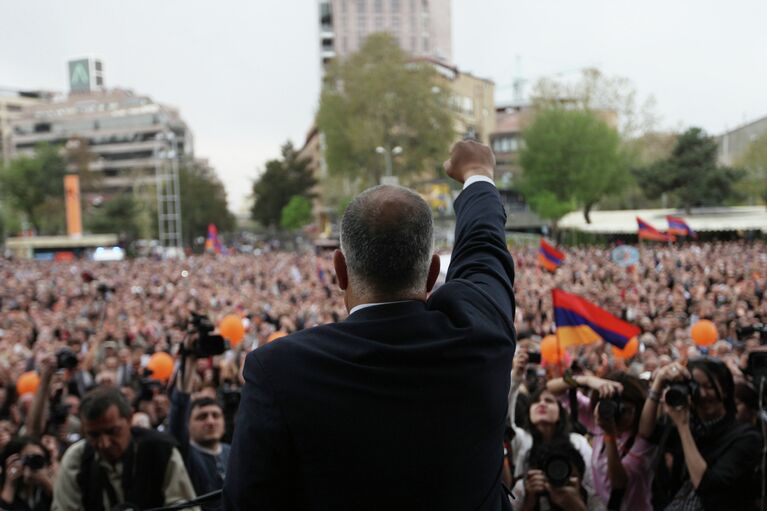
[374,0,383,29]
[422,35,429,52]
[322,37,334,51]
[320,2,333,30]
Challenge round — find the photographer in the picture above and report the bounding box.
[508,349,595,510]
[524,438,589,511]
[0,436,56,511]
[640,357,762,510]
[546,371,655,511]
[168,329,231,511]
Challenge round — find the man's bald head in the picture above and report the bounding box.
[340,185,434,297]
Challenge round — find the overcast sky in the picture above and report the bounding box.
[1,0,765,213]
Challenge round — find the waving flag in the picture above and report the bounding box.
[553,289,641,349]
[538,239,565,272]
[637,217,675,242]
[666,215,696,238]
[204,223,223,254]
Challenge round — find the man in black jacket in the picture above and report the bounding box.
[225,140,516,510]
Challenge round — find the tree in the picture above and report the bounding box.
[251,142,316,229]
[519,107,629,224]
[736,130,767,207]
[633,127,745,213]
[317,33,453,187]
[281,195,313,231]
[179,161,236,245]
[86,195,143,241]
[0,143,67,233]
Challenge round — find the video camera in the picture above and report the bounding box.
[187,312,227,358]
[738,323,767,344]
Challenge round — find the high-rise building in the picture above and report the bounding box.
[319,0,452,69]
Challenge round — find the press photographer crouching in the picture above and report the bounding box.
[168,313,231,511]
[546,371,656,511]
[641,357,763,511]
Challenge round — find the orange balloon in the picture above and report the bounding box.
[691,320,718,346]
[540,335,566,365]
[267,331,287,343]
[219,315,245,346]
[612,337,639,359]
[147,352,174,381]
[16,371,40,396]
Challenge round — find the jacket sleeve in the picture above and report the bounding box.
[696,426,762,502]
[168,388,191,452]
[223,352,300,511]
[446,181,515,324]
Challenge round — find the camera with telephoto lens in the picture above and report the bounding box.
[664,380,699,408]
[597,396,624,422]
[188,312,227,357]
[22,454,46,471]
[56,348,78,370]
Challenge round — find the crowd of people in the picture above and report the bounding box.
[0,240,765,510]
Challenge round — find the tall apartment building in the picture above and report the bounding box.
[319,0,452,69]
[8,59,192,194]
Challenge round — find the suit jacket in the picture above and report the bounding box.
[224,181,516,511]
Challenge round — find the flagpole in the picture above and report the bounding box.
[552,288,563,378]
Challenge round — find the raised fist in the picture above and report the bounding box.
[443,139,495,184]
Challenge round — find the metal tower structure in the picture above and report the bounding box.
[155,131,183,255]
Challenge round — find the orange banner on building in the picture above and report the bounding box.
[64,174,82,237]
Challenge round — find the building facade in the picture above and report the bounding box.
[717,115,767,166]
[319,0,452,69]
[9,88,192,193]
[0,89,51,165]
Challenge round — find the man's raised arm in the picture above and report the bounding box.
[443,140,515,319]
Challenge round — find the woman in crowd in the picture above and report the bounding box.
[508,349,595,511]
[546,371,656,511]
[0,436,56,511]
[640,357,762,511]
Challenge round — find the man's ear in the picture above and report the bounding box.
[426,253,440,293]
[333,249,349,291]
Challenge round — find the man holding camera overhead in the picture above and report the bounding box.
[225,140,516,510]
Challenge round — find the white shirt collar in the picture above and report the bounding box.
[348,300,416,316]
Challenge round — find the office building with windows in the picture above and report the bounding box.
[319,0,452,69]
[8,59,192,194]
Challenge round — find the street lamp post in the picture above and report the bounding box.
[375,145,402,185]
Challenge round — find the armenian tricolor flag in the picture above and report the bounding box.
[538,239,565,272]
[666,215,696,238]
[204,223,223,254]
[637,217,675,242]
[553,289,641,349]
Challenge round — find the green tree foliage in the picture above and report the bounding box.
[736,130,767,207]
[317,33,453,187]
[0,143,67,234]
[86,195,143,241]
[633,127,745,213]
[280,195,313,231]
[251,142,316,228]
[519,107,629,224]
[180,161,236,245]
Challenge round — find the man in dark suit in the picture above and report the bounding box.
[224,140,516,510]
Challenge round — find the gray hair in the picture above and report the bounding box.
[340,185,433,297]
